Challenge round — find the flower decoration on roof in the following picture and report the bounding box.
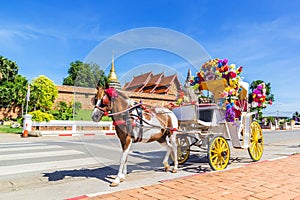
[215,59,243,99]
[190,58,244,122]
[201,58,220,81]
[189,58,220,91]
[215,59,243,122]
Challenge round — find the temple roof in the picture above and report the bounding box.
[124,72,152,91]
[123,72,181,95]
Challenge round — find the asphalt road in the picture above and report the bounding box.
[0,130,299,200]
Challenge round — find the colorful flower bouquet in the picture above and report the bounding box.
[191,58,244,122]
[251,83,273,109]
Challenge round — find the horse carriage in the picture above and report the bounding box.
[172,78,264,171]
[91,58,264,186]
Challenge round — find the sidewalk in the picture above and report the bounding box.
[84,154,300,200]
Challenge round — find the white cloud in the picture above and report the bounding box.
[205,17,300,115]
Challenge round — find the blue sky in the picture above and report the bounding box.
[1,0,300,117]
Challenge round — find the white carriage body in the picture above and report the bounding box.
[170,70,263,170]
[173,79,255,149]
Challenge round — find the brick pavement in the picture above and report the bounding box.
[84,154,300,200]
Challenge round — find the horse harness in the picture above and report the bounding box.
[95,88,176,142]
[111,102,150,143]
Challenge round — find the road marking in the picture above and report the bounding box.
[0,150,84,161]
[0,145,63,153]
[0,142,46,148]
[0,142,37,146]
[0,157,113,176]
[268,156,288,161]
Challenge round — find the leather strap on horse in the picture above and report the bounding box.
[134,105,144,142]
[129,113,177,134]
[112,104,145,143]
[106,103,142,117]
[125,111,134,139]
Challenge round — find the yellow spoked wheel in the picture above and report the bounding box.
[208,136,230,171]
[171,134,190,164]
[248,121,264,161]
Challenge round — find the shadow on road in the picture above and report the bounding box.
[43,166,118,184]
[42,150,254,184]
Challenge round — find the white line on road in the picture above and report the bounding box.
[0,145,63,153]
[0,157,113,176]
[0,150,84,161]
[0,142,46,148]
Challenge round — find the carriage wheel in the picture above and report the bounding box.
[208,136,230,171]
[248,121,264,161]
[171,134,190,164]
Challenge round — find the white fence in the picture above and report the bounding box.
[261,121,300,131]
[31,120,115,136]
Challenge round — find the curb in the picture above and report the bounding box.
[27,132,116,137]
[65,195,88,200]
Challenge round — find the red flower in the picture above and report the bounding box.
[230,72,236,78]
[224,65,229,71]
[105,88,118,98]
[239,66,243,72]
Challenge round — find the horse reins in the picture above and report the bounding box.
[94,88,178,134]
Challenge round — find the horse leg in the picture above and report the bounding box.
[162,141,172,172]
[170,132,178,173]
[162,133,178,173]
[110,137,132,187]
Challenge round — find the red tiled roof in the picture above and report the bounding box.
[148,73,163,85]
[124,72,152,90]
[124,72,181,95]
[141,73,164,93]
[160,74,176,86]
[123,82,130,89]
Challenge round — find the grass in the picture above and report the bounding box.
[74,109,92,121]
[0,125,22,134]
[74,109,112,121]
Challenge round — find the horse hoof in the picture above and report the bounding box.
[171,169,178,173]
[110,182,119,187]
[120,178,125,182]
[164,163,170,172]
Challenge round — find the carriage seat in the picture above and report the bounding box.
[197,119,212,127]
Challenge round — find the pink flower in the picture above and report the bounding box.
[105,88,118,98]
[269,100,273,105]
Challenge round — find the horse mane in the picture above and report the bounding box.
[116,89,129,100]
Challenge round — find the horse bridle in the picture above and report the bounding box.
[94,93,112,116]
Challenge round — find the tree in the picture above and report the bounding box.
[29,75,58,112]
[63,61,107,88]
[0,55,19,82]
[29,110,54,122]
[50,101,82,120]
[249,80,275,121]
[0,56,28,109]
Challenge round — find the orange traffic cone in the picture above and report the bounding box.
[22,130,28,137]
[22,123,29,137]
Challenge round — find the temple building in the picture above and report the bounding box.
[123,72,181,96]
